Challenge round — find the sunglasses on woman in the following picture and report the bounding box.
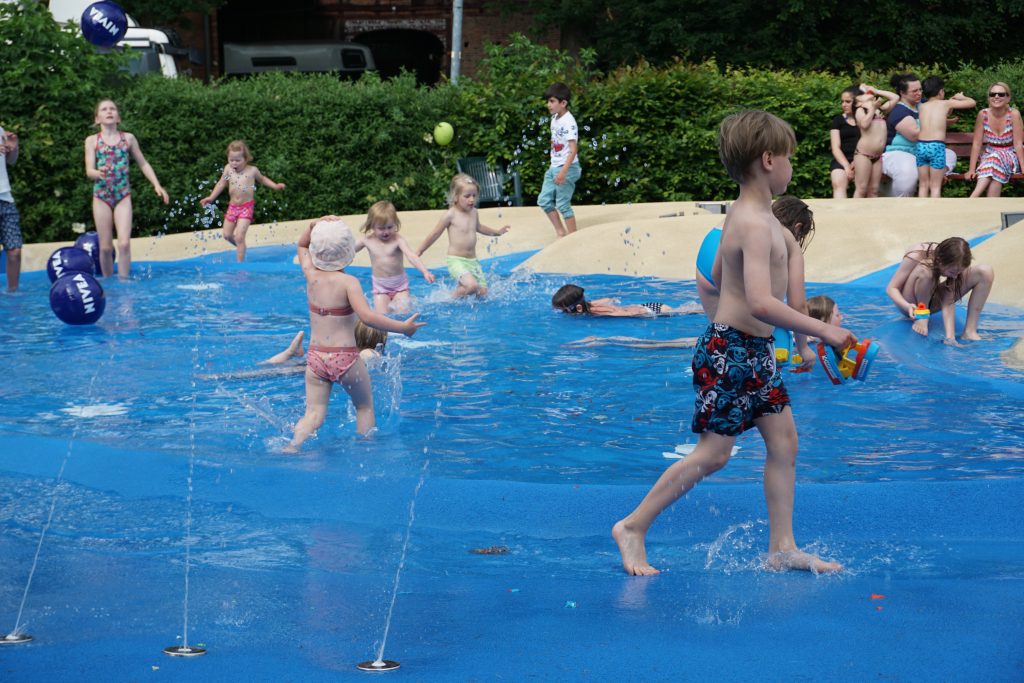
[989,91,1009,98]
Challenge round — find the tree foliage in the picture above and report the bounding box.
[511,0,1024,73]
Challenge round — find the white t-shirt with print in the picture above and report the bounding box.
[549,112,580,168]
[0,127,12,202]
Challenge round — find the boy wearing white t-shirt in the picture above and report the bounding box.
[0,125,22,292]
[538,82,582,237]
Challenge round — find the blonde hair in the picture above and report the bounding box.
[93,99,120,126]
[718,110,797,183]
[447,173,478,207]
[989,81,1013,100]
[361,200,401,234]
[807,295,837,324]
[355,321,387,352]
[227,140,253,162]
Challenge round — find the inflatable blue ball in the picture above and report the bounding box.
[50,272,106,325]
[81,1,128,48]
[74,231,112,273]
[47,247,95,283]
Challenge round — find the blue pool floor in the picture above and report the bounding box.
[1,246,1023,681]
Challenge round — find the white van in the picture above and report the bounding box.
[223,42,375,79]
[47,0,195,78]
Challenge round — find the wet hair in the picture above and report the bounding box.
[917,237,973,303]
[807,295,837,324]
[447,173,479,207]
[890,73,921,96]
[544,82,571,105]
[922,76,945,99]
[717,110,797,184]
[361,200,401,234]
[772,195,815,252]
[227,140,253,162]
[355,321,388,352]
[552,284,589,313]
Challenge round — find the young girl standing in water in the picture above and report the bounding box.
[355,200,435,313]
[200,140,285,262]
[287,218,425,450]
[885,237,995,345]
[84,99,169,278]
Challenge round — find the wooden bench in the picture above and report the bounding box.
[944,130,1024,182]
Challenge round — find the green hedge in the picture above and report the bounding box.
[5,20,1024,244]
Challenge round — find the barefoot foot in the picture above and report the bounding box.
[961,330,983,341]
[287,330,305,358]
[612,520,660,576]
[765,549,843,574]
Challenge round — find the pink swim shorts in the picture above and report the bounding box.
[225,200,255,223]
[372,272,410,296]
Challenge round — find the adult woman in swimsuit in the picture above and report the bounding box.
[964,82,1024,197]
[84,99,169,278]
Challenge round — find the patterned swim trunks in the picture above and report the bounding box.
[225,200,255,223]
[690,323,791,436]
[915,140,947,170]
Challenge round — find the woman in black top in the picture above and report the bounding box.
[829,85,861,198]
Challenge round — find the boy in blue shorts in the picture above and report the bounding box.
[0,125,21,292]
[538,82,581,237]
[613,110,856,576]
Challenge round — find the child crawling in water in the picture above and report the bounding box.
[552,284,702,317]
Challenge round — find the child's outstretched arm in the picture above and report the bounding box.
[127,133,169,204]
[885,255,929,335]
[200,166,229,206]
[345,278,426,337]
[477,222,511,237]
[948,92,977,111]
[255,167,286,190]
[862,84,899,114]
[783,232,815,369]
[416,212,451,256]
[397,235,436,283]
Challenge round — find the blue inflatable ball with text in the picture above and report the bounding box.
[81,1,128,48]
[50,272,106,325]
[47,247,95,283]
[74,231,112,273]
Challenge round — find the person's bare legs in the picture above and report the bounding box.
[92,198,116,277]
[545,209,567,237]
[233,218,251,262]
[830,168,849,199]
[613,431,736,575]
[389,290,412,314]
[929,167,944,198]
[867,159,883,198]
[373,292,392,312]
[970,177,992,198]
[852,154,873,198]
[986,180,1003,197]
[286,368,332,452]
[5,247,21,292]
[338,359,375,434]
[564,215,577,234]
[263,331,305,365]
[222,220,238,248]
[453,274,485,298]
[962,264,995,340]
[756,409,842,573]
[917,165,930,198]
[112,196,133,279]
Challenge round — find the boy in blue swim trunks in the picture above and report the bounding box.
[916,76,976,198]
[613,110,856,577]
[417,173,510,298]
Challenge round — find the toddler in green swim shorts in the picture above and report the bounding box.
[416,173,510,298]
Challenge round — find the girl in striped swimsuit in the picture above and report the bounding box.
[966,82,1024,197]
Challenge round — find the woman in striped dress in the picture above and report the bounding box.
[965,82,1024,197]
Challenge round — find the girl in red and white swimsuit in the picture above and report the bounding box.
[286,218,426,451]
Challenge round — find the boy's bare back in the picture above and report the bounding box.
[714,201,790,338]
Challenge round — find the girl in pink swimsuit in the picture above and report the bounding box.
[287,218,426,451]
[354,200,435,313]
[84,99,169,278]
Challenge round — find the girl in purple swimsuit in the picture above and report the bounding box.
[84,99,169,279]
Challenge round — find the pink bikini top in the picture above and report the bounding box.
[309,303,354,316]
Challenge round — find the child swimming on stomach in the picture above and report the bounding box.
[552,284,701,317]
[286,218,425,450]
